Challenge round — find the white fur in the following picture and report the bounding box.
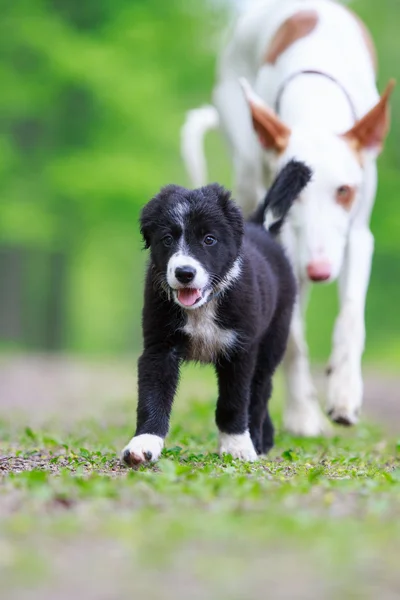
[181,0,382,433]
[171,202,190,225]
[282,280,332,436]
[277,129,363,281]
[169,247,242,312]
[184,300,237,362]
[326,226,374,424]
[183,257,242,361]
[121,434,164,465]
[181,106,219,187]
[220,256,243,291]
[219,431,258,461]
[167,252,209,293]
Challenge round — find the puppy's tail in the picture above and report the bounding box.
[248,160,312,235]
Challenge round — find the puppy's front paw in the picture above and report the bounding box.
[218,431,258,462]
[121,434,164,467]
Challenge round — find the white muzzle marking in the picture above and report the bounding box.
[167,252,211,309]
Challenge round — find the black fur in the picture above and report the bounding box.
[125,160,312,463]
[250,159,312,233]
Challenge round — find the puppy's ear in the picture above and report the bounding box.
[140,185,182,249]
[207,183,244,241]
[140,202,156,249]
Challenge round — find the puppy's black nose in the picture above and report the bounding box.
[175,265,196,284]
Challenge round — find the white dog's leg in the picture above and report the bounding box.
[213,79,264,216]
[326,226,374,425]
[327,160,377,426]
[283,279,332,436]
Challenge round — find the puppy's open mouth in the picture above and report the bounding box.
[176,288,203,307]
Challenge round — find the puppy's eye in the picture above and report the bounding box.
[336,185,355,210]
[203,235,217,246]
[162,235,174,247]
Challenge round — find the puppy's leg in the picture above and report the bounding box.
[248,339,273,454]
[215,352,258,462]
[327,226,374,425]
[249,373,273,455]
[283,281,331,437]
[249,307,294,455]
[121,347,181,467]
[262,412,274,455]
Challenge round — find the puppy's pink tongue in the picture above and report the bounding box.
[177,288,202,307]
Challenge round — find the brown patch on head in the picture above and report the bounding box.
[335,185,356,211]
[344,7,378,74]
[264,10,319,65]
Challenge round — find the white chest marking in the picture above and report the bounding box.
[183,302,237,363]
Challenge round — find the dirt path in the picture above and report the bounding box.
[0,355,398,433]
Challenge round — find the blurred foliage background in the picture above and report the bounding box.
[0,0,399,365]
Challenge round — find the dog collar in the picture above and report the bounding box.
[274,70,358,122]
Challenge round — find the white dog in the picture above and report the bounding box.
[181,0,394,436]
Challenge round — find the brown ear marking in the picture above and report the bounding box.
[239,78,291,152]
[249,100,291,152]
[342,79,396,151]
[264,10,319,65]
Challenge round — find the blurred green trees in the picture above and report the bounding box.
[0,0,399,363]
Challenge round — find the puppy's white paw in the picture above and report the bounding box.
[218,431,258,462]
[121,434,164,467]
[284,401,332,437]
[326,362,362,426]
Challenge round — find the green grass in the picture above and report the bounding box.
[1,364,399,599]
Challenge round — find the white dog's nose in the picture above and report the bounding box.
[307,261,331,282]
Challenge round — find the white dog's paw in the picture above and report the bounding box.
[327,405,359,427]
[218,431,258,462]
[326,363,362,426]
[121,434,164,467]
[283,400,332,437]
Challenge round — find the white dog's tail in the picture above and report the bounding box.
[180,105,219,187]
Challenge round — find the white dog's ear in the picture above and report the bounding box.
[239,78,291,152]
[342,79,395,152]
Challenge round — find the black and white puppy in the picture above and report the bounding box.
[122,161,311,465]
